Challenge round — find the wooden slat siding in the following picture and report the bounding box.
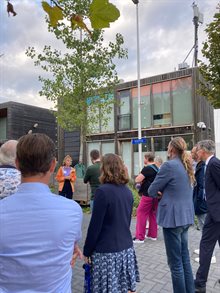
[64,130,80,166]
[0,101,57,144]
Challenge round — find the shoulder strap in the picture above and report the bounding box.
[148,164,159,173]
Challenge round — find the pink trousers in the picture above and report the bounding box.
[135,195,158,240]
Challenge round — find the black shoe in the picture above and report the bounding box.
[194,280,206,293]
[195,286,206,293]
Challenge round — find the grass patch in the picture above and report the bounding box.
[82,206,91,214]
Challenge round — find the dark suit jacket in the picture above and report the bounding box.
[193,161,207,215]
[205,156,220,222]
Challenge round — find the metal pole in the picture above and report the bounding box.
[193,15,198,67]
[192,3,199,67]
[135,1,142,171]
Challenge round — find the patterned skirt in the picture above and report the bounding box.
[90,247,140,293]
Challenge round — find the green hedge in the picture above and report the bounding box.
[128,181,140,217]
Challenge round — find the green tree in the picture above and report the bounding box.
[26,0,127,161]
[6,0,121,31]
[199,4,220,108]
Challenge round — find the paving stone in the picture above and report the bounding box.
[71,214,220,292]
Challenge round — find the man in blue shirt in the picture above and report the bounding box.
[0,133,83,293]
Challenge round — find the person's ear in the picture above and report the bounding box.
[49,158,57,173]
[15,158,20,170]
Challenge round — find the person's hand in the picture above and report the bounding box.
[70,244,83,267]
[65,176,71,180]
[157,191,162,199]
[84,256,91,264]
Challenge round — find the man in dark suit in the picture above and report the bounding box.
[194,140,220,293]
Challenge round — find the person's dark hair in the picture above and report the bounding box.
[144,152,155,162]
[17,133,56,177]
[99,153,129,185]
[90,149,100,161]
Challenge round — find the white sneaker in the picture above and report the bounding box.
[194,249,200,255]
[195,256,216,264]
[145,236,157,241]
[133,238,144,244]
[211,256,217,264]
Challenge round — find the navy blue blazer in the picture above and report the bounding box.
[205,156,220,222]
[83,183,133,257]
[193,161,207,215]
[148,158,194,228]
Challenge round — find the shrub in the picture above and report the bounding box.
[128,181,140,217]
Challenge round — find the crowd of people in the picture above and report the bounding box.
[0,133,219,293]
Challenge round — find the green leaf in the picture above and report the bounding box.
[89,0,120,29]
[42,1,63,27]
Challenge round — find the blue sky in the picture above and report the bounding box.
[0,0,219,109]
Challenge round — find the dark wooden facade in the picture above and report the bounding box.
[0,101,57,144]
[57,127,80,166]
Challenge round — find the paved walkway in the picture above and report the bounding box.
[72,213,220,293]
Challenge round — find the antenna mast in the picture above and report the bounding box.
[192,2,204,67]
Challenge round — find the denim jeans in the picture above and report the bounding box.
[163,225,194,293]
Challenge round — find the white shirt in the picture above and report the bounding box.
[205,154,214,167]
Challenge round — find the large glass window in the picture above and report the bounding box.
[100,94,114,133]
[152,81,171,126]
[121,141,132,178]
[118,90,131,130]
[87,142,100,166]
[172,77,193,125]
[173,134,194,150]
[87,107,100,134]
[87,94,114,134]
[132,85,151,129]
[153,136,171,162]
[133,139,151,175]
[101,142,115,155]
[87,96,100,134]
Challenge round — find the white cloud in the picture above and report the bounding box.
[0,0,219,108]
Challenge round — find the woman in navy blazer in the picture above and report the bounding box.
[148,137,195,293]
[83,154,140,293]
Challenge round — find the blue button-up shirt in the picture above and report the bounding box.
[0,183,83,293]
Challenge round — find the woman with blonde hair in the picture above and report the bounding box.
[56,155,76,200]
[83,153,140,293]
[148,137,195,293]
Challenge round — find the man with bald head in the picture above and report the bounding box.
[0,140,21,199]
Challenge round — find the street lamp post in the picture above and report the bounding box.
[132,0,142,171]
